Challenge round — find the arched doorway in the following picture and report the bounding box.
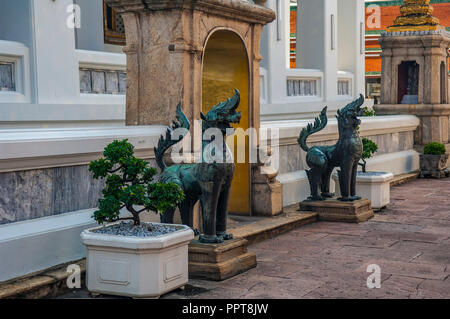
[202,30,250,215]
[398,61,419,104]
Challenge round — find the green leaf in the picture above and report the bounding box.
[361,137,378,160]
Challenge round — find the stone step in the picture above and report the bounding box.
[229,207,318,245]
[390,171,419,186]
[0,259,86,299]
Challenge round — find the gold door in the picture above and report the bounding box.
[201,30,250,214]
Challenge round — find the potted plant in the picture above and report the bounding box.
[81,139,193,298]
[333,137,393,210]
[419,142,449,178]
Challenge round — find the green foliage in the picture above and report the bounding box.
[361,137,378,161]
[359,137,378,173]
[361,106,376,117]
[423,142,446,155]
[89,139,184,225]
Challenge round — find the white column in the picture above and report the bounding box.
[31,0,79,104]
[337,0,365,98]
[260,0,290,105]
[296,0,338,102]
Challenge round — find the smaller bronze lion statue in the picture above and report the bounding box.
[298,95,365,202]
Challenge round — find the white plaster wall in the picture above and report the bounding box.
[337,0,365,97]
[32,0,79,104]
[0,0,33,46]
[296,0,326,70]
[0,0,36,102]
[297,0,338,101]
[74,0,105,52]
[259,0,365,121]
[260,0,289,105]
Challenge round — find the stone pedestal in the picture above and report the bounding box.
[251,147,283,216]
[251,182,283,216]
[188,238,256,281]
[300,198,374,223]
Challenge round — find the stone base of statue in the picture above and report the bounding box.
[300,197,374,223]
[188,238,256,281]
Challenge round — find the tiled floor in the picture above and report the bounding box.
[60,177,450,299]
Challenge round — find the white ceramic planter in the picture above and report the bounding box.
[332,171,394,210]
[81,222,194,298]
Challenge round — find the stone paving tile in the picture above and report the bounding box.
[311,233,399,249]
[219,273,323,299]
[363,224,449,243]
[413,252,450,265]
[416,277,450,299]
[356,260,446,280]
[270,256,371,279]
[248,248,293,263]
[302,275,424,299]
[282,230,330,242]
[425,209,450,221]
[163,286,248,300]
[329,245,419,263]
[241,260,301,279]
[289,221,370,236]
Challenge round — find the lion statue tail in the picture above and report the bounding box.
[154,103,190,171]
[298,106,328,152]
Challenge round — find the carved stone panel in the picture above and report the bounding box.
[0,62,15,92]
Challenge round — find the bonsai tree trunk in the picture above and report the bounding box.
[358,159,367,173]
[127,205,141,226]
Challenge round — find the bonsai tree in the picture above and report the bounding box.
[423,142,446,155]
[89,139,184,226]
[358,137,378,173]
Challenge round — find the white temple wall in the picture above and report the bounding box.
[0,0,421,282]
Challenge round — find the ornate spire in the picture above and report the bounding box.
[386,0,443,32]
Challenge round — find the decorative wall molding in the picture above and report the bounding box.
[0,115,420,172]
[76,49,127,97]
[261,114,421,146]
[0,40,31,104]
[0,126,165,172]
[0,61,15,91]
[80,68,126,95]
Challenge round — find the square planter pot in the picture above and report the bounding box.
[419,154,449,178]
[81,222,194,298]
[332,171,394,210]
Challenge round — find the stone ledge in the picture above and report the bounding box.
[106,0,276,25]
[374,104,450,116]
[390,171,419,186]
[0,260,85,299]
